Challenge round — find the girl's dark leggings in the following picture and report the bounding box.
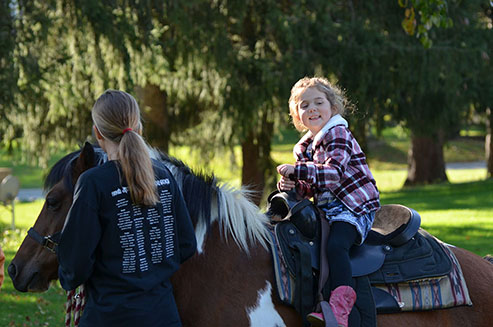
[327,221,358,291]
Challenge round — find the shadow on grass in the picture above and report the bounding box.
[423,225,493,257]
[381,179,493,211]
[367,138,408,166]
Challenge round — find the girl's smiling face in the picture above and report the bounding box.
[297,87,333,135]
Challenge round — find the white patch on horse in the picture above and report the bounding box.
[194,219,207,254]
[247,281,286,327]
[194,201,218,254]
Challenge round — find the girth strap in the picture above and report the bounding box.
[28,227,61,254]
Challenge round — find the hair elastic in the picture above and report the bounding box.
[122,128,133,135]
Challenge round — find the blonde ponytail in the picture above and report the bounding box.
[92,90,159,206]
[119,130,159,205]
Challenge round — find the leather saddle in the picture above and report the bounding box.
[272,204,453,314]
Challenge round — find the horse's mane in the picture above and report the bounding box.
[152,150,269,253]
[152,151,214,226]
[43,147,107,193]
[44,145,269,253]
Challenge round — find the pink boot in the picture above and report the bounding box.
[329,285,356,327]
[306,286,356,327]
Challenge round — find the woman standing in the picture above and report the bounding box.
[58,90,196,327]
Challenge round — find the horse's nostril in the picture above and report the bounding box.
[8,262,17,279]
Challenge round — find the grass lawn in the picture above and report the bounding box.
[0,148,72,189]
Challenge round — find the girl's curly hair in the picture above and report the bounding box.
[289,77,349,132]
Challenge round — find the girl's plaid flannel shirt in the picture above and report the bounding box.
[294,123,380,216]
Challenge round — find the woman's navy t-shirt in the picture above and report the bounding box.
[58,160,196,327]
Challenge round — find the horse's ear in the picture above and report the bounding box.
[72,142,96,183]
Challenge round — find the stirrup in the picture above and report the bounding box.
[307,312,325,327]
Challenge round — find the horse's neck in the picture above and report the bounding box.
[175,225,271,283]
[171,227,274,325]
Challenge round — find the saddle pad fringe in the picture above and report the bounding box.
[373,244,472,311]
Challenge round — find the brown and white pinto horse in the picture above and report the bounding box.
[8,144,493,326]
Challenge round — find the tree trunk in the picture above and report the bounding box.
[241,119,275,206]
[134,84,170,152]
[486,107,493,178]
[405,132,448,186]
[241,132,265,206]
[350,117,368,155]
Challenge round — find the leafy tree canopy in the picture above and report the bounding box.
[1,0,490,175]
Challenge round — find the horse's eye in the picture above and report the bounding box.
[46,197,61,210]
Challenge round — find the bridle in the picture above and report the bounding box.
[27,227,61,254]
[28,226,84,326]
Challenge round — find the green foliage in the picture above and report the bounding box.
[0,0,18,142]
[0,2,166,161]
[399,0,454,48]
[1,0,491,187]
[330,1,491,141]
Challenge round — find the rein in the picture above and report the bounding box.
[65,285,86,327]
[27,227,85,326]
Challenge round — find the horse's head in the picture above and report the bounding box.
[8,143,97,292]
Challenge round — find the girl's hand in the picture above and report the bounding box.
[277,164,295,177]
[278,176,296,191]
